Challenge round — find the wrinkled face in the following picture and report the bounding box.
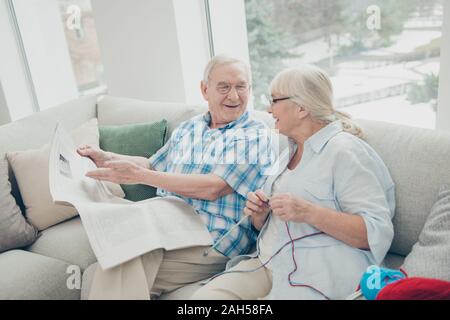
[201,63,250,128]
[267,93,304,136]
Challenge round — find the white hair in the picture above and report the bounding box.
[269,64,363,138]
[203,54,252,84]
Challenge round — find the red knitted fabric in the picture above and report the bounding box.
[376,277,450,300]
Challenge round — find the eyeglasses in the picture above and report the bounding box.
[214,82,251,95]
[269,96,292,106]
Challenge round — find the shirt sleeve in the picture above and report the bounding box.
[333,147,395,265]
[149,136,172,172]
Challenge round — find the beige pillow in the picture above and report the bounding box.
[7,119,125,230]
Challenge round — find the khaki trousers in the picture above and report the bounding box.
[88,246,228,300]
[190,257,272,300]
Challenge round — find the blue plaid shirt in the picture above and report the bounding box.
[149,111,275,257]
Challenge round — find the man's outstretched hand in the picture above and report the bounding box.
[77,144,112,168]
[85,160,147,185]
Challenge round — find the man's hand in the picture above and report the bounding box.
[77,144,112,168]
[244,190,271,230]
[85,160,148,185]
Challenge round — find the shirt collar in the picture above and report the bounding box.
[305,120,343,153]
[202,110,249,130]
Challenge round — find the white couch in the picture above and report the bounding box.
[1,94,450,300]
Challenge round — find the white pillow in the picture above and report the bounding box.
[7,119,124,230]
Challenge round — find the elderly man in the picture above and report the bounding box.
[78,55,275,299]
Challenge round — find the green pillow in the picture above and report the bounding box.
[99,119,168,201]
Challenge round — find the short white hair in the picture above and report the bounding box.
[203,54,252,84]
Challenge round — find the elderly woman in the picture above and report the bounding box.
[191,64,395,300]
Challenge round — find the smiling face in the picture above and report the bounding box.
[201,62,250,129]
[268,94,306,137]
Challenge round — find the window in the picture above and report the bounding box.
[244,0,444,129]
[58,0,106,94]
[8,0,106,111]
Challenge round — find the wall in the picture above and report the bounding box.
[91,0,187,103]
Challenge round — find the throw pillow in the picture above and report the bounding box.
[0,159,38,252]
[99,119,168,201]
[6,119,124,231]
[401,184,450,281]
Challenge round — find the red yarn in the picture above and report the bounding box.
[376,277,450,300]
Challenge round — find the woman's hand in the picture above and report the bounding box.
[85,160,148,184]
[77,144,112,168]
[244,190,271,230]
[269,193,315,223]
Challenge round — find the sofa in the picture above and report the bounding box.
[1,94,450,300]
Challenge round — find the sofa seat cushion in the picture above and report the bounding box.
[0,249,80,299]
[27,217,96,271]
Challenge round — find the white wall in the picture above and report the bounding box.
[12,0,78,111]
[0,0,34,121]
[91,0,187,103]
[437,0,450,131]
[91,0,251,106]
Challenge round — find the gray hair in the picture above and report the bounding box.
[269,64,364,138]
[203,54,252,84]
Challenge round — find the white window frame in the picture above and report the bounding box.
[437,0,450,131]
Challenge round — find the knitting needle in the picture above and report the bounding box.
[203,196,271,257]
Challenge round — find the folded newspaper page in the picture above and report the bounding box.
[49,123,213,270]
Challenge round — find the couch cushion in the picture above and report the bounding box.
[6,119,124,230]
[401,184,450,281]
[0,159,38,253]
[0,250,80,299]
[99,119,168,201]
[356,119,450,256]
[0,95,98,206]
[27,217,96,271]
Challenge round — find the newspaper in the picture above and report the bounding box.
[49,123,213,270]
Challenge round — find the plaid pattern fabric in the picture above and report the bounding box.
[149,111,275,257]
